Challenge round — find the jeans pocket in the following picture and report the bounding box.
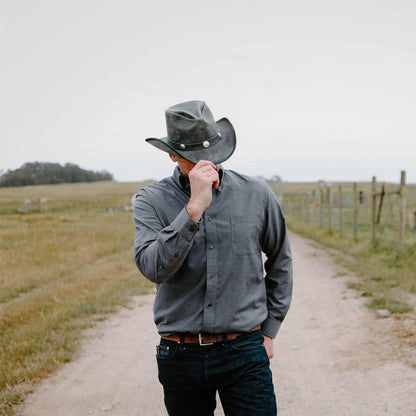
[156,340,178,360]
[230,330,264,351]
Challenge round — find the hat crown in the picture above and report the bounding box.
[165,100,218,145]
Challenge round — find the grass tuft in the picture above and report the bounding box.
[367,297,413,314]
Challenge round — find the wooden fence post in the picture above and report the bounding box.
[353,182,358,242]
[311,190,316,225]
[319,188,324,228]
[308,194,313,225]
[371,176,377,246]
[376,183,386,224]
[398,170,406,254]
[305,194,311,224]
[338,185,343,237]
[326,186,332,232]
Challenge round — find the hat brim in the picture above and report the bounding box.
[145,117,236,165]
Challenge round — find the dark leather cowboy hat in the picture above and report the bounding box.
[146,100,236,164]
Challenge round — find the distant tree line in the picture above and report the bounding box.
[0,162,113,187]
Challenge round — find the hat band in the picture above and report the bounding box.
[167,132,222,151]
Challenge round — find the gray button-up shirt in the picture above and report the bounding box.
[134,166,292,338]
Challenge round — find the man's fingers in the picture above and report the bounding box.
[188,160,219,191]
[190,164,219,182]
[263,336,274,359]
[193,165,217,176]
[194,159,217,168]
[192,160,219,175]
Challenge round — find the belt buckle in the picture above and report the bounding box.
[198,333,214,346]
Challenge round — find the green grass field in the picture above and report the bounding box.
[0,181,154,415]
[1,179,415,415]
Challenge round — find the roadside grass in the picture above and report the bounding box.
[287,219,416,315]
[0,181,154,416]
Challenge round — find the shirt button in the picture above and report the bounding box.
[207,217,212,222]
[209,245,214,250]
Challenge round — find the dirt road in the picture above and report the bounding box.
[18,232,416,415]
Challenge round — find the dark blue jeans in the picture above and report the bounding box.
[156,330,277,416]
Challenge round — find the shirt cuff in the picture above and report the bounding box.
[170,207,201,242]
[261,316,282,339]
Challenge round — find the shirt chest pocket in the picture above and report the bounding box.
[231,215,262,256]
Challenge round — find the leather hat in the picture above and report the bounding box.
[146,100,236,164]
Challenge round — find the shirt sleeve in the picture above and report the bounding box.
[260,185,293,338]
[133,188,200,283]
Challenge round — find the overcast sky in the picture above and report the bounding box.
[1,0,415,183]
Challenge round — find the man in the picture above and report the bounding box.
[134,100,292,416]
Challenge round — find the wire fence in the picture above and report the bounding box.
[275,171,416,254]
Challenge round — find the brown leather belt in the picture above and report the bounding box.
[161,325,261,346]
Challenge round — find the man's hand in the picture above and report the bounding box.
[263,335,274,359]
[186,160,219,221]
